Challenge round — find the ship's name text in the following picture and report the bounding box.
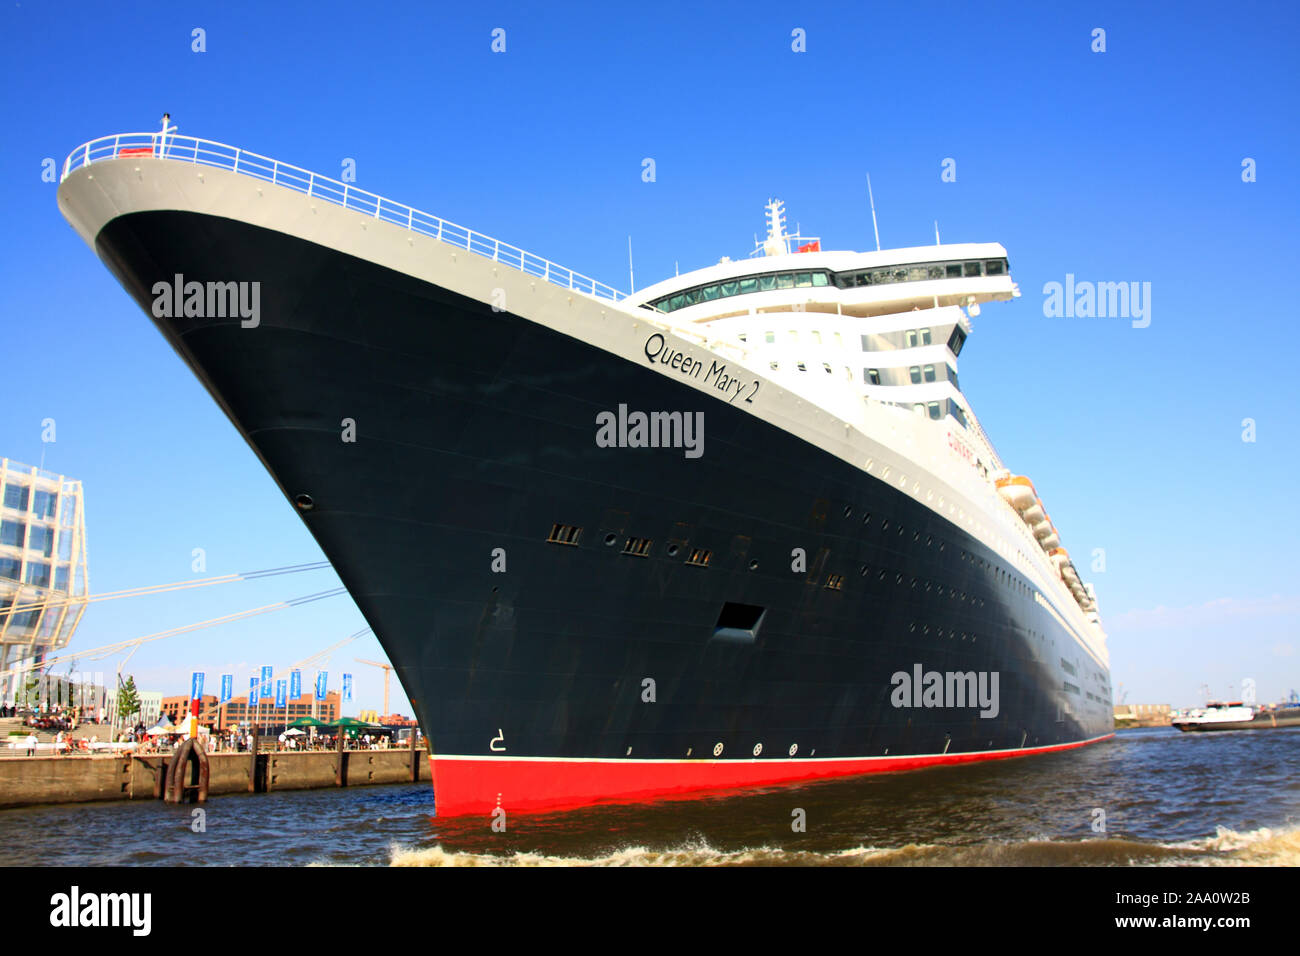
[643,334,757,404]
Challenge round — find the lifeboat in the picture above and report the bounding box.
[1049,547,1069,571]
[1039,529,1061,550]
[995,475,1036,511]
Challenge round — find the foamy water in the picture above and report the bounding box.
[387,825,1300,867]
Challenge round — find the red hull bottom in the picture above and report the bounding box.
[430,734,1115,817]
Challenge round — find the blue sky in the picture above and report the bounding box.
[1,1,1297,710]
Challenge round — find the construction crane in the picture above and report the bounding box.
[354,658,393,716]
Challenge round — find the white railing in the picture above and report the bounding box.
[62,132,628,303]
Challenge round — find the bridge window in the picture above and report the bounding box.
[945,264,963,278]
[739,277,758,294]
[812,273,829,286]
[776,274,795,290]
[795,273,813,287]
[923,364,936,382]
[721,280,739,297]
[700,285,720,302]
[964,261,982,277]
[909,366,922,384]
[765,331,775,343]
[927,402,941,420]
[985,260,1005,276]
[865,368,880,385]
[948,365,959,390]
[759,275,777,291]
[948,326,967,356]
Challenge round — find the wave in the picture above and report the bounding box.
[387,824,1300,867]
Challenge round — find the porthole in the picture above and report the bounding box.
[667,543,680,557]
[843,505,852,518]
[748,559,759,571]
[604,533,618,546]
[862,512,872,525]
[713,742,724,756]
[294,493,314,511]
[859,565,868,576]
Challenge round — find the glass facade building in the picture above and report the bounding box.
[0,458,89,703]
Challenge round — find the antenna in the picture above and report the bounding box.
[934,220,941,245]
[627,236,635,294]
[867,174,881,251]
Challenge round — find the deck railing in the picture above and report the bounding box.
[62,133,628,303]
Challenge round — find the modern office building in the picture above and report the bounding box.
[0,458,89,704]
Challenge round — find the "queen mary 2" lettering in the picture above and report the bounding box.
[643,333,758,404]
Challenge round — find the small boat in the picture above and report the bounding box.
[1172,701,1300,732]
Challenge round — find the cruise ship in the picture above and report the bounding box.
[57,129,1113,816]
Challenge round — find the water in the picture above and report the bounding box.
[1,728,1296,866]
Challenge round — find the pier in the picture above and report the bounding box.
[0,746,429,810]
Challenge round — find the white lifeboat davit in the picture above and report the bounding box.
[995,475,1036,511]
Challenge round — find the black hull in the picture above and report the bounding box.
[91,210,1112,807]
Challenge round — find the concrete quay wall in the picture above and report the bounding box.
[0,748,429,809]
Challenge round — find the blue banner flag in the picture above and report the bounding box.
[342,673,353,703]
[220,675,233,704]
[290,669,301,702]
[315,671,327,701]
[275,679,287,709]
[260,666,272,696]
[191,672,204,701]
[249,677,260,707]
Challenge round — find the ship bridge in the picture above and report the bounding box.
[630,200,1020,433]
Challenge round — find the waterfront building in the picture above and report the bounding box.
[217,690,340,731]
[0,458,89,704]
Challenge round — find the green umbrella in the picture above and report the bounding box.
[323,717,385,737]
[286,717,328,728]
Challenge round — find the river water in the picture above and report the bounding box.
[1,728,1295,866]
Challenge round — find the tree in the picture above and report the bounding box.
[117,675,141,726]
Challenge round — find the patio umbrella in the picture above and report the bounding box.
[286,717,328,728]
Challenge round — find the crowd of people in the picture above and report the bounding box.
[6,700,412,755]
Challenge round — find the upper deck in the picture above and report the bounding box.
[632,243,1016,323]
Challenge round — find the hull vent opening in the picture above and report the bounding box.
[547,523,583,546]
[686,548,712,567]
[622,536,653,557]
[825,574,845,591]
[712,602,766,644]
